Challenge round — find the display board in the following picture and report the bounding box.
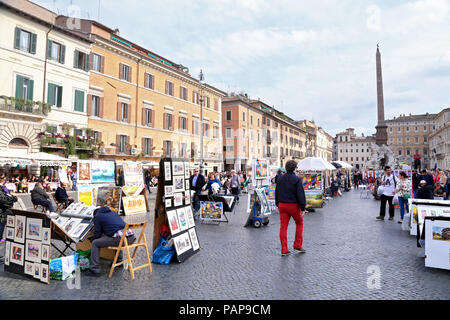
[123,161,144,187]
[77,160,92,184]
[4,210,51,284]
[424,217,450,270]
[91,160,115,183]
[155,157,200,263]
[409,199,450,237]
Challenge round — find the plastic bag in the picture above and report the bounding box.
[50,253,79,280]
[76,249,91,271]
[377,186,384,196]
[152,237,175,265]
[393,195,399,205]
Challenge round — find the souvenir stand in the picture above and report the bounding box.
[245,158,271,228]
[5,209,52,284]
[152,158,200,263]
[407,198,450,270]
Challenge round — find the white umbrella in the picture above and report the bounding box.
[334,161,353,169]
[297,157,336,171]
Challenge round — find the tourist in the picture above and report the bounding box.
[18,178,28,193]
[203,172,222,195]
[433,183,446,199]
[116,170,124,187]
[86,206,136,277]
[230,170,241,197]
[274,168,285,185]
[435,169,447,185]
[144,172,152,194]
[275,160,307,256]
[418,169,434,186]
[412,170,420,199]
[395,172,411,224]
[416,180,434,200]
[55,182,74,208]
[190,168,205,212]
[376,166,398,221]
[31,180,56,213]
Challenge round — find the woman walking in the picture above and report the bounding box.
[395,171,412,224]
[275,160,307,256]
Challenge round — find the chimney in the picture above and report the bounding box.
[113,28,120,35]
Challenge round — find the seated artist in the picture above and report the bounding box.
[86,206,136,277]
[31,180,56,213]
[55,182,74,208]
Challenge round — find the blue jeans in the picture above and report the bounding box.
[398,196,409,220]
[413,189,418,198]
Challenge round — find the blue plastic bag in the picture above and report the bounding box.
[152,237,175,265]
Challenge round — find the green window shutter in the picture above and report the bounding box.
[60,45,66,64]
[74,50,79,68]
[85,53,90,71]
[14,27,21,49]
[57,86,63,108]
[47,40,52,59]
[30,33,37,54]
[74,90,84,112]
[47,83,56,105]
[27,79,34,101]
[15,75,24,99]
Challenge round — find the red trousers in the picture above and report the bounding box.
[279,202,304,253]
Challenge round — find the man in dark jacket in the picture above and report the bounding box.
[55,183,74,208]
[416,180,434,200]
[275,160,307,256]
[86,207,136,276]
[190,168,206,212]
[31,181,55,213]
[418,169,434,186]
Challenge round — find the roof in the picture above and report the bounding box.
[385,113,437,123]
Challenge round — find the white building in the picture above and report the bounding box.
[429,108,450,170]
[0,0,91,158]
[333,128,375,170]
[316,127,333,162]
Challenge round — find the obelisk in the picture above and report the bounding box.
[375,44,388,146]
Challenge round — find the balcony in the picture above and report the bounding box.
[0,96,51,119]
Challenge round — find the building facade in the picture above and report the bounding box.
[54,17,226,171]
[0,0,92,160]
[316,127,333,161]
[333,128,375,169]
[429,108,450,170]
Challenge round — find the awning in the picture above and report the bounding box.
[0,151,71,166]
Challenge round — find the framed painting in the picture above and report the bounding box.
[26,218,42,241]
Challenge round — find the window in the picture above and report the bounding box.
[226,110,232,121]
[180,87,188,100]
[423,125,427,131]
[389,127,393,132]
[119,135,128,153]
[74,90,84,112]
[224,145,234,152]
[179,142,187,158]
[120,63,131,82]
[47,83,62,108]
[15,75,34,102]
[423,149,428,155]
[47,40,65,64]
[423,136,428,143]
[414,126,418,132]
[165,81,174,96]
[243,112,246,121]
[120,103,128,122]
[213,126,219,139]
[74,129,83,137]
[179,116,187,131]
[415,149,419,155]
[214,98,219,111]
[192,91,199,104]
[164,141,172,156]
[406,126,409,132]
[144,108,152,126]
[74,50,89,71]
[398,149,402,156]
[225,127,232,139]
[193,119,200,135]
[205,96,210,108]
[204,123,210,137]
[14,27,36,54]
[92,131,100,143]
[92,54,102,72]
[257,119,260,127]
[406,149,411,155]
[397,127,401,132]
[414,136,419,144]
[145,73,154,89]
[143,138,152,156]
[356,157,359,161]
[46,126,57,134]
[164,113,173,130]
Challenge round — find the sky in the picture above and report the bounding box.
[34,0,450,136]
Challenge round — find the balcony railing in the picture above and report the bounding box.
[0,96,51,117]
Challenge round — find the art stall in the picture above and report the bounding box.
[407,198,450,270]
[152,158,200,264]
[296,157,336,209]
[244,158,271,228]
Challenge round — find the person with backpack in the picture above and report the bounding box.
[376,166,399,221]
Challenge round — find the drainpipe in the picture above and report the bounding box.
[43,25,53,104]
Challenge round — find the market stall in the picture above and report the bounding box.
[245,158,271,228]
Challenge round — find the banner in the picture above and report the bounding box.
[77,160,91,184]
[91,160,115,184]
[123,161,144,186]
[77,184,93,205]
[122,195,147,215]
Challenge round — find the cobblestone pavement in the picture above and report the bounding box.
[1,189,449,300]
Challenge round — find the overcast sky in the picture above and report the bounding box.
[35,0,450,136]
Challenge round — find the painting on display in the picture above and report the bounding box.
[164,161,172,181]
[174,193,183,207]
[173,232,192,256]
[91,160,115,183]
[254,159,268,180]
[300,173,323,191]
[176,208,189,231]
[14,215,26,244]
[10,242,24,266]
[167,210,181,235]
[305,190,324,209]
[78,184,93,206]
[185,206,195,228]
[425,218,450,270]
[122,195,147,215]
[174,176,185,192]
[256,189,271,216]
[77,160,92,184]
[123,161,144,186]
[26,218,42,241]
[200,201,223,221]
[25,239,42,263]
[96,186,121,212]
[188,228,200,251]
[172,162,184,176]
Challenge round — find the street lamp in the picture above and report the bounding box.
[199,69,205,175]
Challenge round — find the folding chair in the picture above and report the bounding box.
[33,203,46,213]
[108,222,152,280]
[51,193,65,213]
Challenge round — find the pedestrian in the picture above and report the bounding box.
[416,180,434,200]
[274,168,285,185]
[418,169,434,186]
[145,173,152,194]
[412,170,420,198]
[203,172,222,195]
[230,170,240,198]
[189,168,205,213]
[395,172,411,224]
[376,166,398,221]
[275,160,307,256]
[433,183,446,199]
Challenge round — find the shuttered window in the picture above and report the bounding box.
[74,50,89,71]
[47,40,65,64]
[165,81,174,96]
[47,83,62,108]
[14,27,37,54]
[74,90,85,112]
[15,75,34,101]
[143,138,152,156]
[145,73,154,89]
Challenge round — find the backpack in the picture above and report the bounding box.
[0,189,17,209]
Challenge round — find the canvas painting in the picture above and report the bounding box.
[167,210,181,235]
[14,215,26,244]
[432,226,450,242]
[174,176,185,192]
[41,245,50,261]
[188,228,200,251]
[164,161,172,181]
[123,161,144,186]
[200,201,223,221]
[6,215,15,227]
[25,239,41,263]
[10,243,24,266]
[26,218,42,241]
[33,262,41,279]
[5,241,10,266]
[24,261,34,276]
[6,227,14,240]
[185,206,195,228]
[173,232,192,256]
[254,159,268,180]
[40,264,49,284]
[42,227,51,245]
[96,186,121,212]
[177,208,189,231]
[165,198,172,208]
[78,160,92,183]
[164,185,174,197]
[174,193,183,207]
[172,161,184,176]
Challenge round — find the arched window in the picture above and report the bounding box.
[9,138,28,147]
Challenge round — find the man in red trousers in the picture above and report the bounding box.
[275,160,307,256]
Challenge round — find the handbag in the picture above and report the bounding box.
[403,193,411,200]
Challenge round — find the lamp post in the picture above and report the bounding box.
[199,69,205,175]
